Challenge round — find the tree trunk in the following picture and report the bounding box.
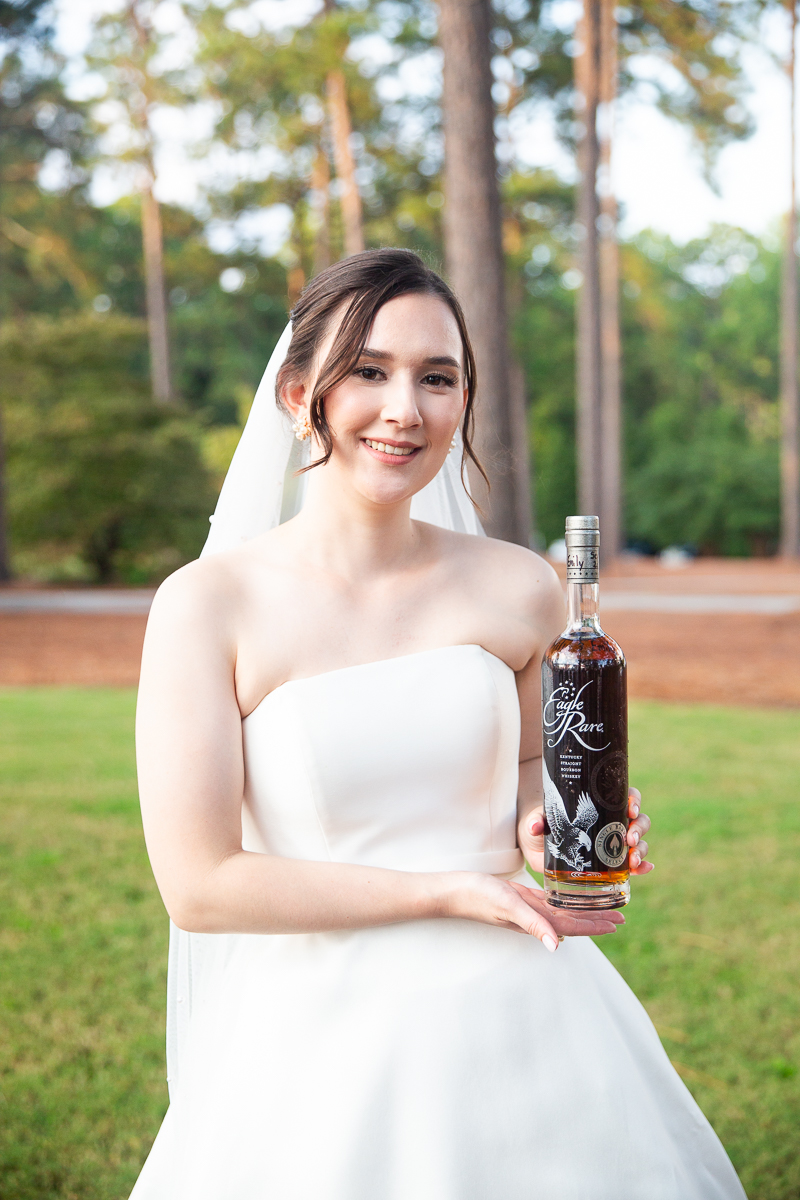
[575,0,602,520]
[781,0,800,558]
[141,183,172,404]
[0,403,12,581]
[510,359,534,542]
[598,0,621,562]
[311,143,332,275]
[438,0,529,546]
[326,70,365,258]
[322,0,364,259]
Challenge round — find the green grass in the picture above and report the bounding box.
[0,692,798,1199]
[0,690,166,1200]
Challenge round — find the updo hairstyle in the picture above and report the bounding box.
[275,247,487,488]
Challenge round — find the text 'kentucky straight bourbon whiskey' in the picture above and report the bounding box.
[541,516,630,910]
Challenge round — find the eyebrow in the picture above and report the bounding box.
[359,347,461,370]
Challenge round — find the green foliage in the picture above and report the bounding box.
[0,691,798,1197]
[380,0,752,164]
[622,228,781,554]
[505,208,783,552]
[0,0,785,565]
[627,400,779,556]
[1,313,216,581]
[0,0,94,318]
[190,0,442,275]
[503,169,578,545]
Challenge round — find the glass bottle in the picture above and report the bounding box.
[541,516,630,909]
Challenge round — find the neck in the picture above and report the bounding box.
[292,465,420,580]
[566,579,602,635]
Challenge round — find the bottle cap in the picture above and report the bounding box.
[565,515,599,582]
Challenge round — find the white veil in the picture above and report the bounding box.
[165,322,483,1097]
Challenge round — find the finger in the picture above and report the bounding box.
[528,807,545,838]
[627,813,651,841]
[508,898,561,950]
[553,911,625,933]
[558,916,621,936]
[631,859,655,875]
[510,884,626,925]
[548,903,626,930]
[512,887,626,938]
[630,842,650,871]
[504,885,562,949]
[628,788,641,818]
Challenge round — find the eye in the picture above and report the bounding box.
[422,372,458,388]
[354,365,386,382]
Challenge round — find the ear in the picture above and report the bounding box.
[280,375,311,423]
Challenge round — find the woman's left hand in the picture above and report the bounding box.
[625,787,653,875]
[519,787,653,876]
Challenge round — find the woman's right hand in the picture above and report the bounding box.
[435,872,624,952]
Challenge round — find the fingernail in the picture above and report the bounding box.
[632,806,640,817]
[631,830,640,845]
[542,934,558,953]
[631,852,640,868]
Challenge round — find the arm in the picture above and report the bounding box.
[136,564,618,945]
[514,563,561,871]
[137,565,439,934]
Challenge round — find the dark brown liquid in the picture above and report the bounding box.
[544,868,630,887]
[541,632,629,892]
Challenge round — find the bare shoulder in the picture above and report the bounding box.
[438,528,562,612]
[150,551,239,621]
[145,542,271,653]
[426,526,565,668]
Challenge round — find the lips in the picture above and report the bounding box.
[362,438,421,461]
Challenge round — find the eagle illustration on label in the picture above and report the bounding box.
[542,759,598,874]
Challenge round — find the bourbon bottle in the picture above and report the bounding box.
[541,516,630,909]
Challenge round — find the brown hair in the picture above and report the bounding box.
[275,248,488,492]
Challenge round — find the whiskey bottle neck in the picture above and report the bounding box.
[566,580,603,636]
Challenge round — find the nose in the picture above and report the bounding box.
[379,372,422,430]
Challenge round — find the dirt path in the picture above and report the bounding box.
[0,559,797,705]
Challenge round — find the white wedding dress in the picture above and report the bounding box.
[131,642,745,1199]
[130,323,744,1197]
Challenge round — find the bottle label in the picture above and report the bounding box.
[566,547,599,583]
[541,662,628,877]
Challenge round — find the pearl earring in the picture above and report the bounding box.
[292,412,312,441]
[450,434,458,452]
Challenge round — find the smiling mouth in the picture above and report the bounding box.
[363,438,420,458]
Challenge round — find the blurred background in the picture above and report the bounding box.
[0,2,799,1198]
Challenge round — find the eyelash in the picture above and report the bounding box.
[354,366,457,388]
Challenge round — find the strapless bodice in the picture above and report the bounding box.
[241,644,523,876]
[135,646,746,1200]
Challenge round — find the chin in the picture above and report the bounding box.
[355,478,423,507]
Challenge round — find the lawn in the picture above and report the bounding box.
[0,691,798,1199]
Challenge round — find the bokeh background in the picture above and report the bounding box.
[1,1,799,1198]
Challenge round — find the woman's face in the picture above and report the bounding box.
[305,292,467,509]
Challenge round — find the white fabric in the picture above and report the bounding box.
[133,325,744,1198]
[133,644,743,1198]
[165,323,483,1099]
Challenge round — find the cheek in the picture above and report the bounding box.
[422,397,463,436]
[323,384,374,435]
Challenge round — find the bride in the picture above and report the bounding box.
[132,249,744,1198]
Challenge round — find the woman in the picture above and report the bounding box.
[132,249,744,1198]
